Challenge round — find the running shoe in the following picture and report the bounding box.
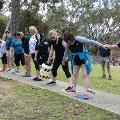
[47,81,56,85]
[83,94,89,99]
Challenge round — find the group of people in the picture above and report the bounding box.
[0,26,120,99]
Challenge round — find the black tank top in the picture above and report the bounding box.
[69,41,84,53]
[51,37,65,59]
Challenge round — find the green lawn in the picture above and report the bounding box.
[0,78,119,120]
[0,61,120,95]
[57,64,120,95]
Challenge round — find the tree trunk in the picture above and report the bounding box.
[10,0,20,36]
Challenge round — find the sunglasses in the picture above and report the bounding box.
[50,37,56,40]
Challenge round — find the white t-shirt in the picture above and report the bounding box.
[0,41,6,57]
[29,34,37,54]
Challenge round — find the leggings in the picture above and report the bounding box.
[31,53,40,71]
[52,59,71,78]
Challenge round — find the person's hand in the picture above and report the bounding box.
[62,59,68,65]
[103,44,111,48]
[34,57,37,62]
[62,60,65,65]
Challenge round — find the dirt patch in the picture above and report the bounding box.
[0,77,16,90]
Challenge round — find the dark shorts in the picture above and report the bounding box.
[14,53,25,66]
[74,55,84,66]
[1,53,7,64]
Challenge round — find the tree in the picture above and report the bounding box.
[0,16,7,38]
[10,0,20,36]
[19,9,49,35]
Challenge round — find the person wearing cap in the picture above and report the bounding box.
[6,31,14,71]
[0,38,7,72]
[10,32,26,73]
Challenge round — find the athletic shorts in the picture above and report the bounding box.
[14,53,25,66]
[1,53,7,64]
[101,57,110,68]
[74,55,84,66]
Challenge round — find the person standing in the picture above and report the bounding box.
[5,31,14,71]
[97,43,112,80]
[28,26,41,80]
[18,32,31,77]
[10,32,26,73]
[0,39,7,72]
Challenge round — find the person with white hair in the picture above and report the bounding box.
[47,30,72,92]
[28,26,41,80]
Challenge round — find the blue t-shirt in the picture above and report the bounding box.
[11,39,24,54]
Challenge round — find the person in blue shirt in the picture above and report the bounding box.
[63,33,103,99]
[10,32,26,73]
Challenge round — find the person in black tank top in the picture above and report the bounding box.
[47,30,72,91]
[64,33,104,99]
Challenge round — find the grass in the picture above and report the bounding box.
[57,64,120,95]
[0,78,119,120]
[1,60,120,95]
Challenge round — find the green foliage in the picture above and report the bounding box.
[19,10,49,35]
[0,16,7,38]
[0,0,4,10]
[0,79,119,119]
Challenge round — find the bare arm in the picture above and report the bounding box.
[10,47,13,55]
[35,50,39,60]
[48,45,54,60]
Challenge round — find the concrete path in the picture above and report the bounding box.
[0,71,120,115]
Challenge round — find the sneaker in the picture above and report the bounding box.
[33,77,38,80]
[23,72,31,77]
[0,69,7,72]
[0,69,4,72]
[83,94,89,99]
[65,86,73,91]
[109,75,112,80]
[65,87,76,92]
[101,74,106,78]
[47,81,56,85]
[33,78,43,81]
[7,69,11,71]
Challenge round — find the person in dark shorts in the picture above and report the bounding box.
[18,32,31,77]
[47,30,72,91]
[63,33,103,99]
[97,45,112,80]
[0,39,7,72]
[10,33,26,73]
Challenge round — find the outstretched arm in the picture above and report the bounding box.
[103,42,120,49]
[75,36,103,47]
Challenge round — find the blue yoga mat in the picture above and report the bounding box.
[74,94,93,100]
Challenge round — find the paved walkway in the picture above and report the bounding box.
[0,71,120,115]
